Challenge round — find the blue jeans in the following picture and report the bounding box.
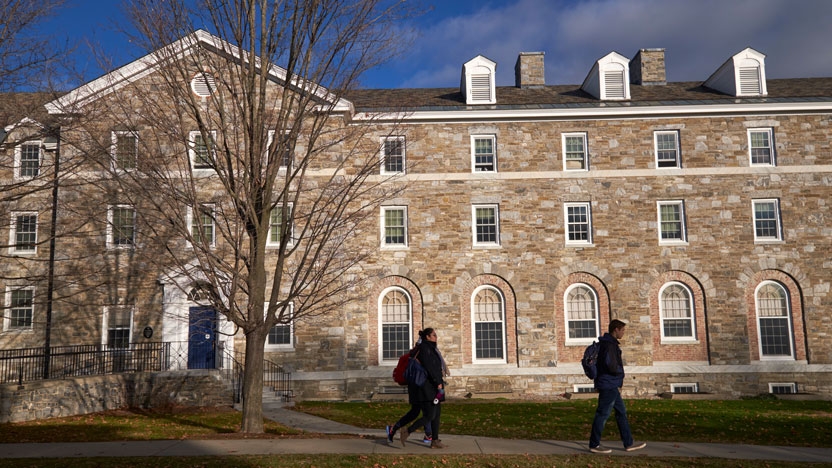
[589,388,634,448]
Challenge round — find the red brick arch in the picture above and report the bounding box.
[745,270,806,362]
[367,276,423,366]
[553,272,610,363]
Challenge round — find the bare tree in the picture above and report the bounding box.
[51,0,414,432]
[0,0,66,93]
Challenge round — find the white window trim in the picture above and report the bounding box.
[186,204,216,248]
[380,136,406,175]
[752,199,782,243]
[264,302,294,350]
[472,204,500,248]
[670,383,699,394]
[106,204,136,249]
[470,285,507,364]
[13,140,41,180]
[9,211,38,255]
[657,200,687,245]
[470,134,497,173]
[101,305,135,347]
[654,130,680,169]
[564,202,593,246]
[748,128,775,166]
[3,286,35,332]
[110,131,138,171]
[380,206,408,250]
[266,203,294,248]
[377,286,413,364]
[266,129,292,171]
[563,283,599,346]
[562,133,588,171]
[659,282,697,343]
[188,130,217,171]
[755,281,795,361]
[768,382,797,394]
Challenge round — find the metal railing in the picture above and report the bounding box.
[264,359,293,401]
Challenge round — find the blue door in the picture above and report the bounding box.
[188,306,216,369]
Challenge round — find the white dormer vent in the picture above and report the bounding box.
[461,55,497,105]
[581,52,630,100]
[191,72,217,97]
[704,47,767,97]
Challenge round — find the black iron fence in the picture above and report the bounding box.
[264,359,293,401]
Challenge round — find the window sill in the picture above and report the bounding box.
[380,245,409,251]
[565,339,596,347]
[473,244,501,250]
[660,339,699,345]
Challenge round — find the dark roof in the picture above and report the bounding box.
[344,78,832,112]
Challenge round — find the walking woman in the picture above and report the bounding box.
[400,328,446,449]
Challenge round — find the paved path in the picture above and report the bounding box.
[1,403,831,463]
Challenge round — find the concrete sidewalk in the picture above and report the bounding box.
[1,403,831,463]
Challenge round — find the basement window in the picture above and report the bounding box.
[769,382,796,395]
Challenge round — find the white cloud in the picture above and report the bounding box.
[371,0,832,88]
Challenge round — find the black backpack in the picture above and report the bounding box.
[581,340,601,379]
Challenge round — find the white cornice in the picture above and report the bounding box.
[352,100,832,123]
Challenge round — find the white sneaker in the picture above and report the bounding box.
[589,445,612,454]
[625,442,647,452]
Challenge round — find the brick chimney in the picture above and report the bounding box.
[629,48,666,85]
[515,52,545,88]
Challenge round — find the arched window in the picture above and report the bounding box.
[472,286,506,362]
[659,282,695,341]
[565,284,599,343]
[379,287,412,362]
[755,281,794,359]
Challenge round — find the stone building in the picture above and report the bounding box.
[2,31,832,400]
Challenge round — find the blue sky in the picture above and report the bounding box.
[42,0,832,90]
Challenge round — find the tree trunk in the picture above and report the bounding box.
[240,329,266,433]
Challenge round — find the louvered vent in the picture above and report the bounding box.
[470,74,492,101]
[191,72,217,97]
[604,71,626,99]
[739,66,761,95]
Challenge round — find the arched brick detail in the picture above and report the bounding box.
[553,272,611,364]
[366,276,423,366]
[459,274,517,365]
[744,270,806,362]
[647,271,709,363]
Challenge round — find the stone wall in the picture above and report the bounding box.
[0,370,233,423]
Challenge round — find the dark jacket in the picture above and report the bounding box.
[594,333,625,390]
[407,339,444,404]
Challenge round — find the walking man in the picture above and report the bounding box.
[588,319,647,453]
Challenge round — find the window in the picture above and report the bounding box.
[573,384,597,394]
[755,281,794,359]
[562,133,588,170]
[769,382,796,395]
[189,204,215,247]
[564,284,599,343]
[655,131,680,168]
[472,205,500,246]
[265,303,294,349]
[267,204,294,247]
[111,131,138,170]
[10,212,38,254]
[752,199,781,242]
[107,205,136,248]
[472,286,506,362]
[671,383,699,394]
[564,202,592,245]
[381,206,407,248]
[103,306,133,349]
[266,130,293,169]
[189,130,216,170]
[381,136,405,174]
[657,201,686,244]
[659,283,695,341]
[380,287,412,362]
[15,141,41,179]
[471,135,496,172]
[4,287,34,330]
[748,129,774,166]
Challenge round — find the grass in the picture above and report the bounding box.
[1,399,831,468]
[293,398,832,447]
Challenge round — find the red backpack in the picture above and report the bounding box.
[392,351,411,385]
